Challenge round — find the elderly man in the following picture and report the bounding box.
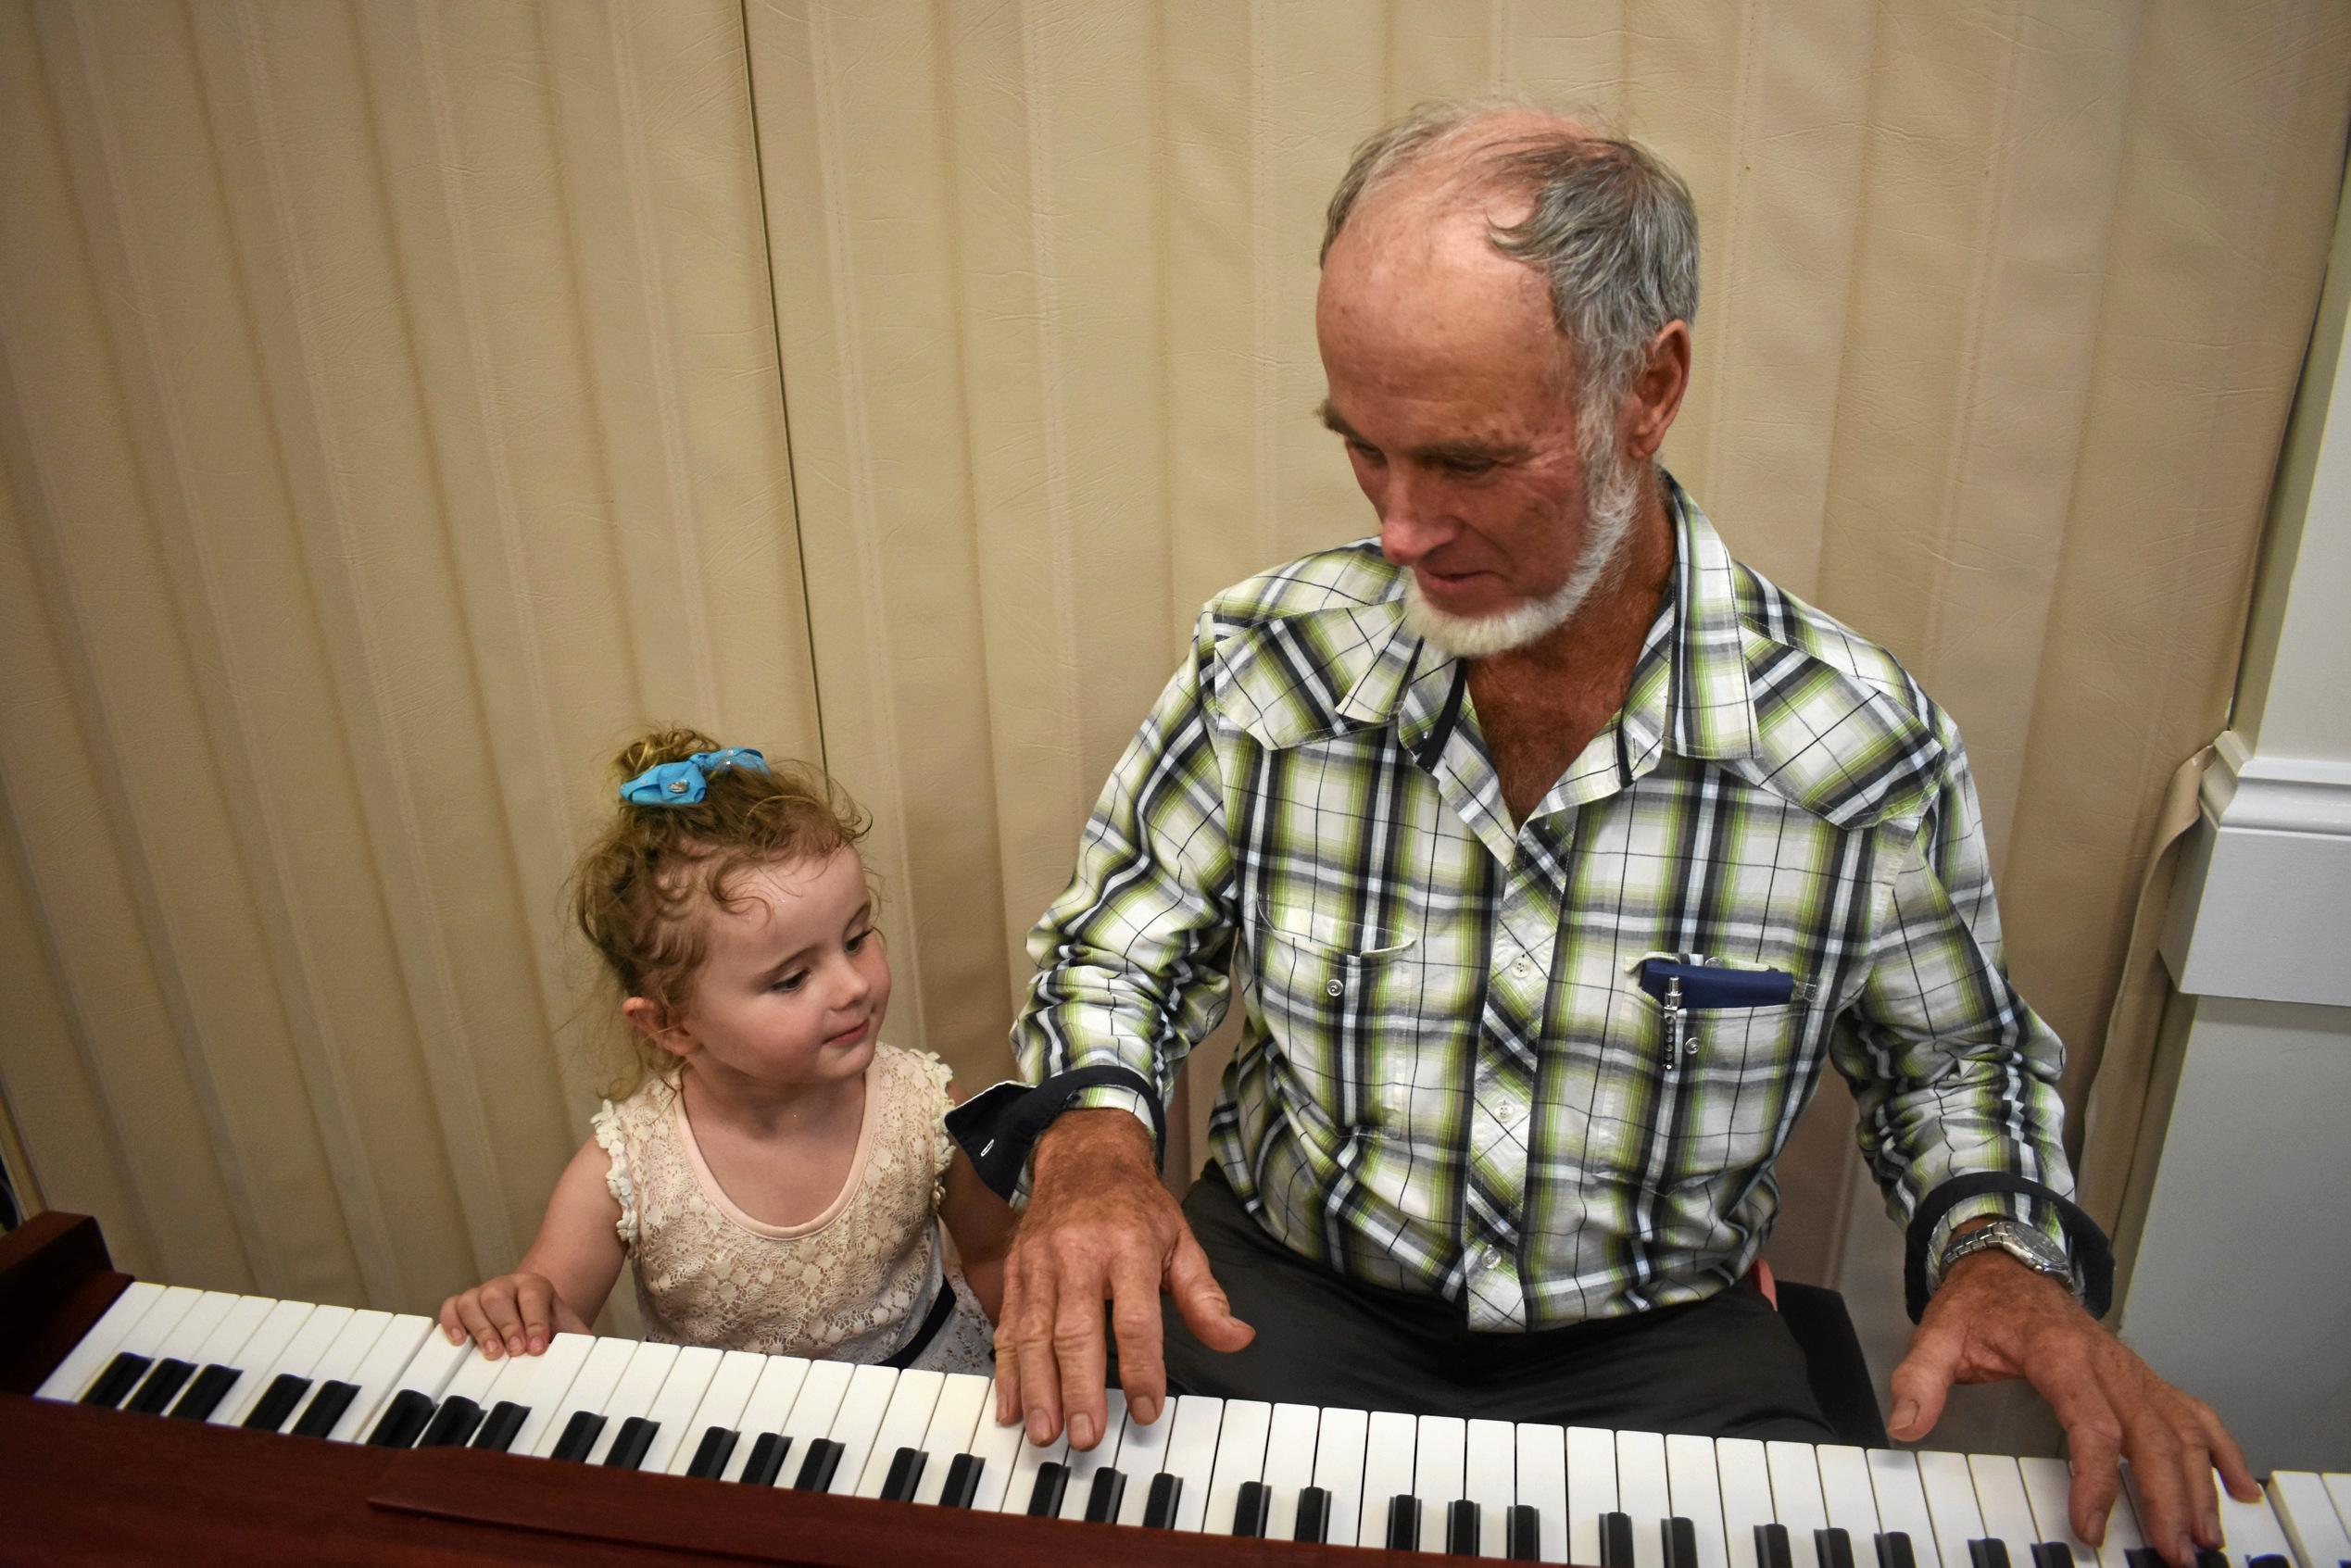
[981,101,2248,1562]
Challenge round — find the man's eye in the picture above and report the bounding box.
[1441,456,1496,478]
[1346,439,1385,464]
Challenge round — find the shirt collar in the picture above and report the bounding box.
[1617,476,1763,774]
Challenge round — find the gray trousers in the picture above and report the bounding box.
[1155,1165,1836,1443]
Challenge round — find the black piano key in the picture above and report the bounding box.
[1506,1503,1543,1562]
[2127,1549,2169,1568]
[602,1415,660,1470]
[288,1379,359,1438]
[936,1452,983,1509]
[1086,1468,1127,1524]
[125,1358,200,1415]
[1876,1532,1917,1568]
[1603,1511,1640,1568]
[417,1396,485,1449]
[365,1388,437,1449]
[1292,1485,1332,1544]
[1230,1479,1271,1537]
[879,1445,925,1503]
[1025,1461,1070,1517]
[739,1432,792,1487]
[549,1409,608,1463]
[167,1363,243,1422]
[2244,1556,2290,1568]
[471,1400,530,1453]
[1971,1540,2015,1568]
[2194,1552,2230,1568]
[82,1351,153,1409]
[685,1424,740,1480]
[1386,1494,1423,1551]
[792,1436,844,1492]
[1142,1472,1183,1530]
[2033,1545,2079,1568]
[1666,1516,1702,1568]
[1761,1524,1798,1568]
[1818,1525,1858,1568]
[1450,1499,1483,1556]
[243,1373,312,1433]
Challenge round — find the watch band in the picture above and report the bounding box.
[1932,1220,2073,1293]
[1903,1173,2113,1323]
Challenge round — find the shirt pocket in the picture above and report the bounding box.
[1611,965,1815,1190]
[1249,902,1419,1122]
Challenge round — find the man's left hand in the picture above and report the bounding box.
[1888,1250,2257,1568]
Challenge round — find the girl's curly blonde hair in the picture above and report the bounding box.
[575,726,869,1098]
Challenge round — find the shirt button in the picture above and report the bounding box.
[1325,978,1344,997]
[1513,959,1531,977]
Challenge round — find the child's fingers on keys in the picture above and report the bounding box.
[514,1275,556,1355]
[439,1298,468,1346]
[454,1293,507,1360]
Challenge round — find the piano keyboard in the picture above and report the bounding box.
[39,1281,2351,1566]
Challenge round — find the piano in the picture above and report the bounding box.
[6,1212,2346,1568]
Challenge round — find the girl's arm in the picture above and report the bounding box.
[437,1134,627,1358]
[939,1081,1018,1323]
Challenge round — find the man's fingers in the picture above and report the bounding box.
[1013,1262,1069,1447]
[1164,1229,1253,1352]
[2117,1419,2195,1566]
[2199,1407,2259,1502]
[1050,1266,1113,1451]
[1886,1320,1962,1441]
[515,1276,556,1356]
[1107,1252,1170,1426]
[2037,1377,2123,1548]
[992,1270,1025,1426]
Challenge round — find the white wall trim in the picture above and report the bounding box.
[2198,729,2351,834]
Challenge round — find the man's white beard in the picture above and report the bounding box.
[1400,434,1645,660]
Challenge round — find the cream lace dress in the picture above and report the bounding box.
[592,1044,994,1374]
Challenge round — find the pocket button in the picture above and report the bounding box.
[1325,978,1344,997]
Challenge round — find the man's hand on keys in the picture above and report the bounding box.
[1889,1248,2256,1568]
[992,1109,1254,1449]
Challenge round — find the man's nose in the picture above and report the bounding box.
[1377,470,1452,566]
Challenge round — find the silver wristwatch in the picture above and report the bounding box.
[1931,1218,2075,1295]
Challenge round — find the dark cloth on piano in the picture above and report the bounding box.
[1152,1164,1835,1442]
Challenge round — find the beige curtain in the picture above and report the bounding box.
[2,0,2345,1312]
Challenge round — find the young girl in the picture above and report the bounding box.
[437,729,1012,1374]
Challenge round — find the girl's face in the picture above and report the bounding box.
[644,847,890,1094]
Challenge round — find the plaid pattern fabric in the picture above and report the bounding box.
[1014,482,2074,1329]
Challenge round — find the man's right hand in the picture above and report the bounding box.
[994,1108,1254,1449]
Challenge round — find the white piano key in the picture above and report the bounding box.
[1718,1437,1778,1568]
[2216,1474,2293,1561]
[326,1314,437,1441]
[851,1368,945,1499]
[2269,1472,2351,1568]
[2018,1456,2103,1567]
[773,1356,856,1469]
[1769,1439,1833,1568]
[632,1345,723,1474]
[182,1295,280,1375]
[1260,1401,1322,1542]
[1970,1454,2043,1567]
[435,1342,509,1413]
[960,1405,1029,1512]
[1162,1395,1226,1532]
[1568,1424,1622,1568]
[473,1332,596,1455]
[582,1340,680,1463]
[1516,1422,1571,1565]
[1307,1405,1369,1547]
[1057,1391,1130,1522]
[718,1354,811,1482]
[1415,1414,1468,1553]
[141,1290,240,1391]
[220,1302,352,1426]
[1620,1428,1673,1568]
[200,1298,318,1425]
[1914,1450,1986,1568]
[1818,1446,1881,1540]
[1201,1398,1272,1537]
[527,1334,639,1457]
[1667,1434,1730,1568]
[997,1419,1070,1515]
[2327,1474,2351,1544]
[35,1282,170,1400]
[910,1374,990,1506]
[1358,1408,1419,1550]
[1465,1417,1517,1561]
[665,1349,768,1475]
[282,1309,394,1432]
[821,1362,900,1496]
[1112,1399,1175,1525]
[1867,1450,1943,1568]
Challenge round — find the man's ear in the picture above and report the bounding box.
[1620,320,1691,465]
[622,995,694,1060]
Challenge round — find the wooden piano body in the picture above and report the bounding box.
[0,1211,1448,1565]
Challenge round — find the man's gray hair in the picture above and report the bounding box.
[1322,99,1700,410]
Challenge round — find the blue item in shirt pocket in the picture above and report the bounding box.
[1633,960,1801,1010]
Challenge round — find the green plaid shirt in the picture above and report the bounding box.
[1014,483,2074,1329]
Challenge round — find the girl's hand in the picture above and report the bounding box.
[437,1273,583,1359]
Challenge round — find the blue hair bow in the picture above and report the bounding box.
[619,747,769,806]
